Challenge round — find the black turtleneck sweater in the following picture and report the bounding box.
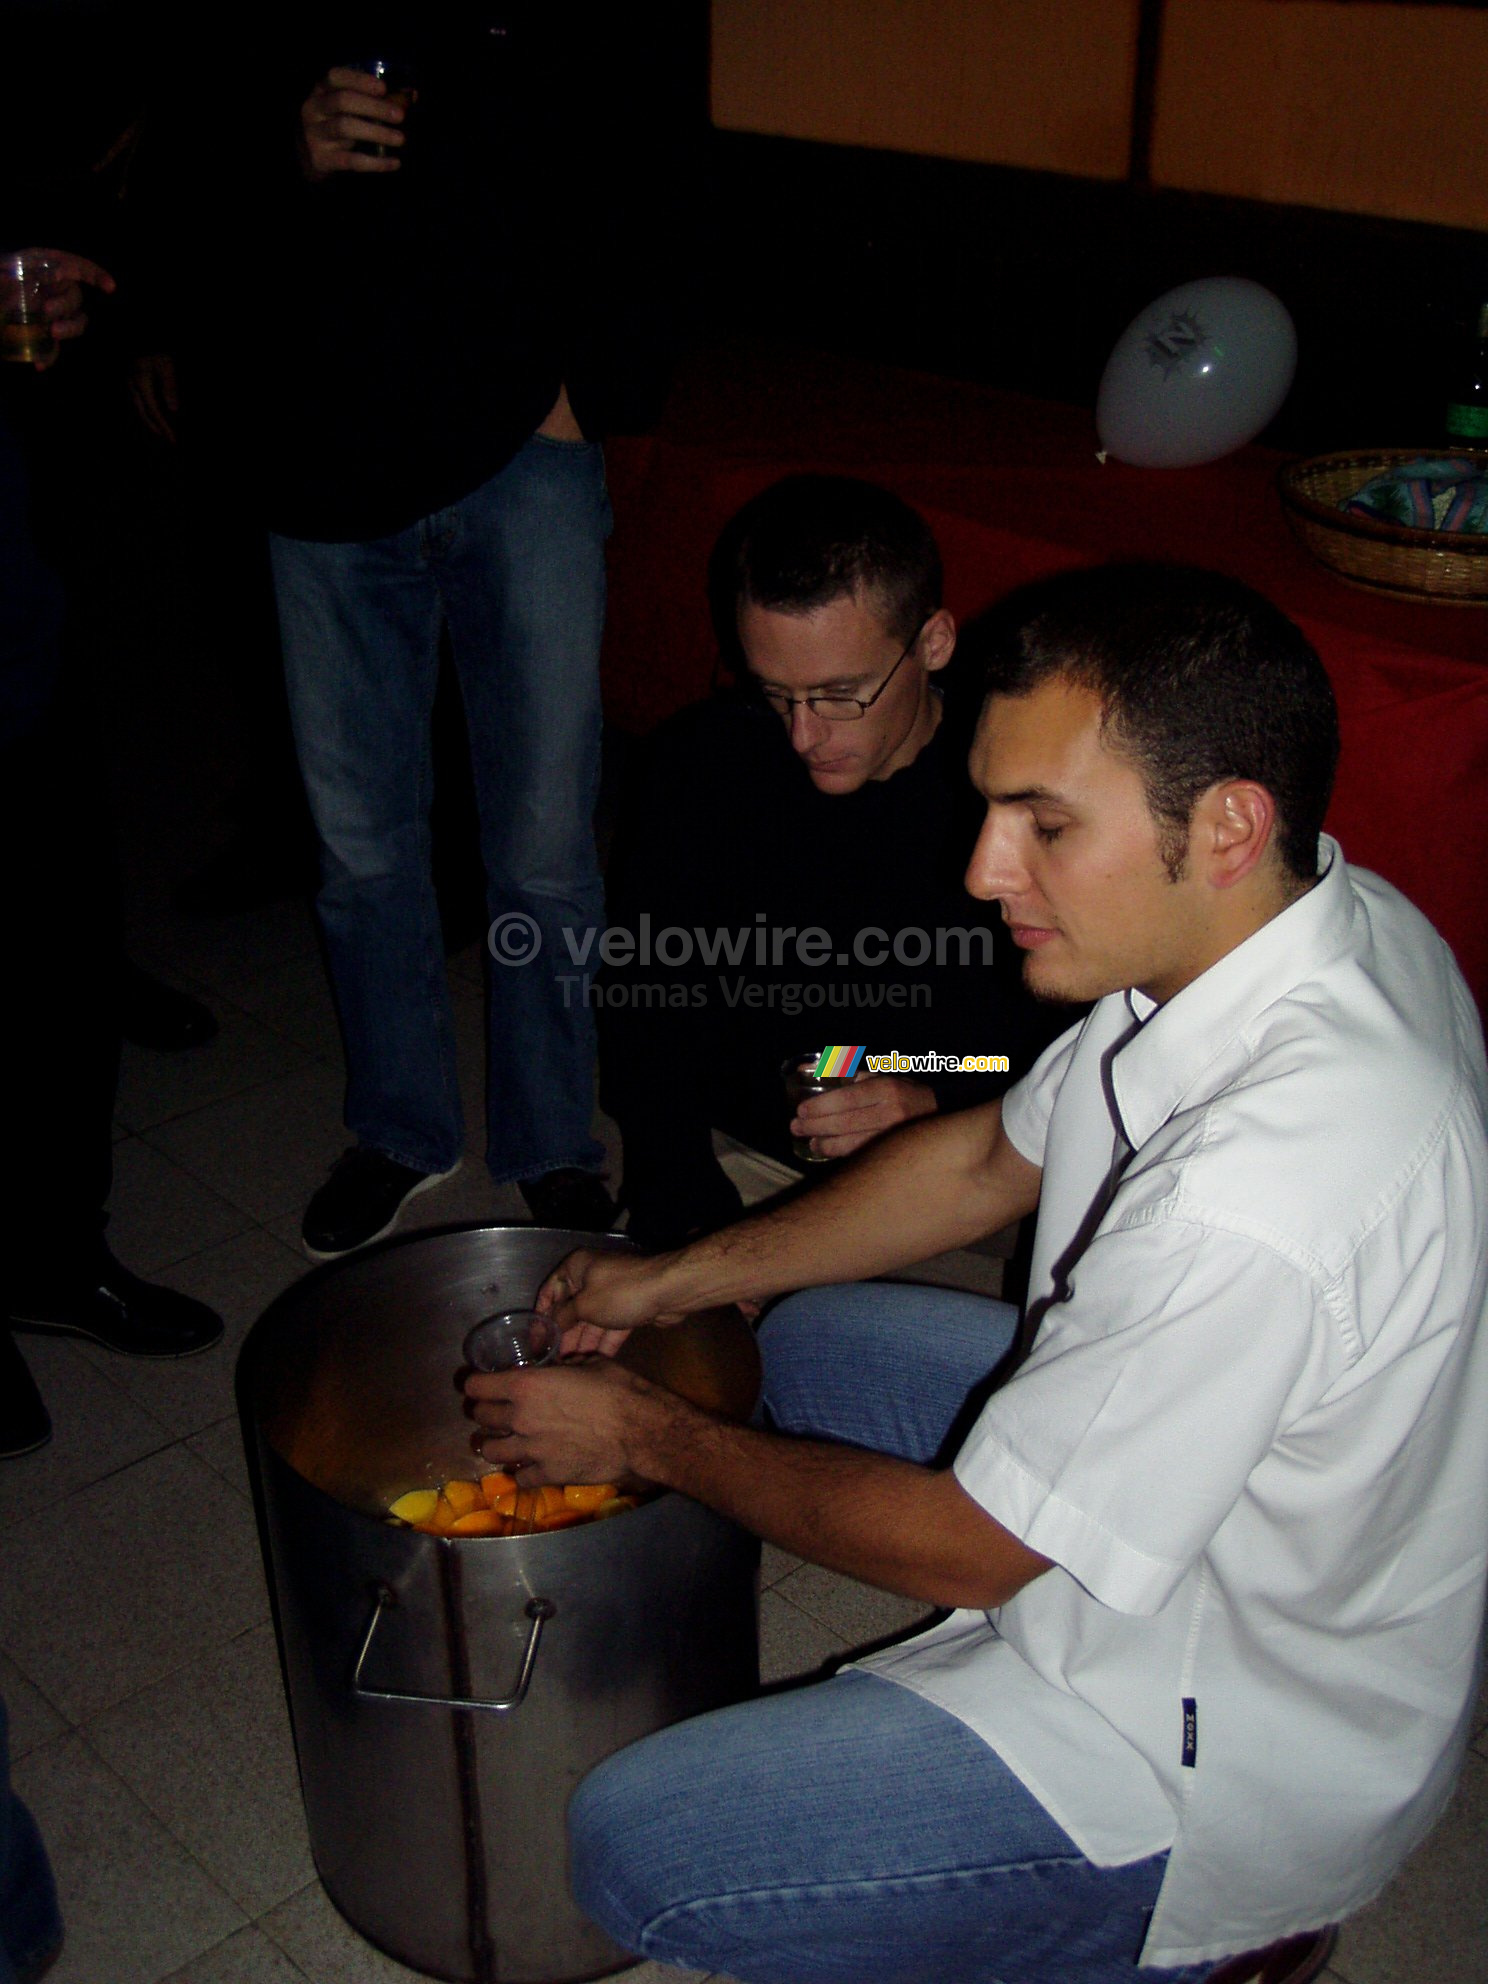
[599,682,1075,1243]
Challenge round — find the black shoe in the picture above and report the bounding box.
[0,1330,51,1457]
[519,1168,618,1233]
[302,1148,462,1261]
[9,1253,223,1359]
[119,962,219,1052]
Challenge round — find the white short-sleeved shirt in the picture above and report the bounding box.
[862,840,1488,1966]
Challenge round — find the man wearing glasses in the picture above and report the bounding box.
[600,474,1061,1250]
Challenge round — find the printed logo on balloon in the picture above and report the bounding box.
[1144,309,1209,380]
[1098,278,1296,468]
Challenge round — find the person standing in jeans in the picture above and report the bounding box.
[261,5,700,1257]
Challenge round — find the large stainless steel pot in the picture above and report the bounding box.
[239,1224,761,1984]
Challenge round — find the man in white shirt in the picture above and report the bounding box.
[465,564,1488,1983]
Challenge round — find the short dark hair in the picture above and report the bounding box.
[981,563,1339,882]
[722,474,942,648]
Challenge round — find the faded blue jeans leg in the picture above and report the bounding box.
[272,516,461,1174]
[440,433,609,1184]
[570,1671,1212,1984]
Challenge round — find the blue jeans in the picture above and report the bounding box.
[0,1699,61,1984]
[271,435,610,1183]
[569,1283,1211,1984]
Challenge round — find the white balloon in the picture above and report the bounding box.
[1096,277,1297,468]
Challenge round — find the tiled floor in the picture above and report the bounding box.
[6,468,1485,1984]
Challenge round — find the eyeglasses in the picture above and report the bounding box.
[753,623,925,723]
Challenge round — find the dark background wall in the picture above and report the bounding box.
[700,0,1488,450]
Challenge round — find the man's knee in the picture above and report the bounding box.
[314,816,424,891]
[756,1288,855,1431]
[757,1288,834,1359]
[567,1745,665,1952]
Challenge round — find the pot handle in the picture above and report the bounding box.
[352,1583,555,1713]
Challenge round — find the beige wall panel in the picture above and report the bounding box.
[711,0,1140,180]
[1152,1,1488,228]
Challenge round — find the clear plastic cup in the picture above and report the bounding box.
[780,1055,852,1163]
[346,56,415,159]
[1,254,60,368]
[463,1308,562,1374]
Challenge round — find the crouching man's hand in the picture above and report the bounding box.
[465,1356,686,1488]
[536,1246,693,1358]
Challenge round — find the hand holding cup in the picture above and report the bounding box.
[300,63,415,180]
[2,250,115,369]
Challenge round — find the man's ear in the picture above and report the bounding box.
[1194,781,1278,890]
[919,607,957,675]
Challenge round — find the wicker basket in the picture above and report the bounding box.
[1277,449,1488,606]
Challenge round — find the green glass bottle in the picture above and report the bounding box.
[1444,301,1488,449]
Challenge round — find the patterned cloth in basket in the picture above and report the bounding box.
[1342,456,1488,534]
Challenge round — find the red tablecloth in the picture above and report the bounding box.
[601,349,1488,1010]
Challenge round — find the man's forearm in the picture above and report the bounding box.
[652,1099,1040,1315]
[631,1385,1048,1610]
